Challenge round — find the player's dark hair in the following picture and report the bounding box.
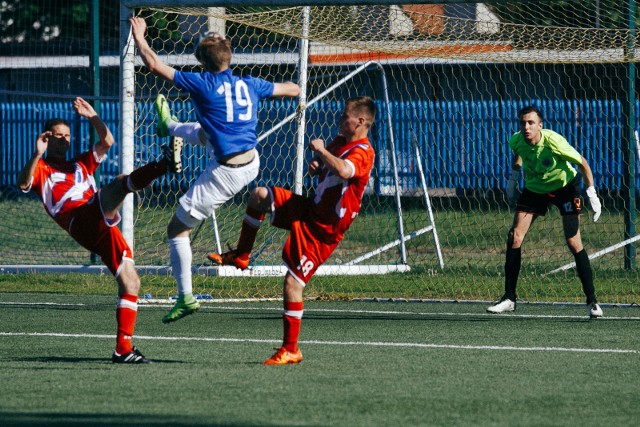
[195,34,232,73]
[43,118,70,132]
[346,96,376,127]
[518,105,543,122]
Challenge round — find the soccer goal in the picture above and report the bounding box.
[119,2,444,282]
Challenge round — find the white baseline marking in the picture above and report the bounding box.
[0,301,86,307]
[2,301,640,320]
[206,305,640,321]
[0,332,637,354]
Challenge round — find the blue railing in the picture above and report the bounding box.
[1,99,637,193]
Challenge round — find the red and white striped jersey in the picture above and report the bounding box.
[310,135,375,243]
[25,148,104,230]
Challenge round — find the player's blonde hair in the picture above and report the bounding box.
[195,33,231,73]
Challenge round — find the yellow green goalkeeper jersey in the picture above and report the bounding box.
[508,129,582,194]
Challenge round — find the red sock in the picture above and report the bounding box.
[236,207,265,258]
[121,160,167,193]
[282,301,304,352]
[116,293,138,355]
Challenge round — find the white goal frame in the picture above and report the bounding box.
[118,1,444,276]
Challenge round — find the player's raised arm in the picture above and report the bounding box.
[130,17,176,82]
[272,82,301,98]
[309,138,353,179]
[17,131,49,191]
[73,97,114,158]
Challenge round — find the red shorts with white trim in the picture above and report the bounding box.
[269,187,339,285]
[67,194,133,276]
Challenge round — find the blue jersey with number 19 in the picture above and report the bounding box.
[174,69,275,158]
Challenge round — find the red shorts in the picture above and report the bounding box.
[268,187,339,285]
[66,194,133,277]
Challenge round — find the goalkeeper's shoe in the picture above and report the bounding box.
[112,347,151,364]
[263,347,303,365]
[162,136,183,174]
[486,298,516,314]
[207,249,250,270]
[162,294,200,324]
[588,302,603,318]
[154,94,178,138]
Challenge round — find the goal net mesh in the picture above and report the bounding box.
[2,1,639,304]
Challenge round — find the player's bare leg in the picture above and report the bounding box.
[208,187,270,268]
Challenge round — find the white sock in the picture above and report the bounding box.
[171,122,206,146]
[169,236,192,297]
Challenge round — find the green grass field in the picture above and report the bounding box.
[1,286,638,427]
[2,189,640,305]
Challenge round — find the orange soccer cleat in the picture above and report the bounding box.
[263,347,303,365]
[207,249,250,270]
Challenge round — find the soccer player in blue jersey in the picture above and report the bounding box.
[487,105,604,318]
[131,17,300,322]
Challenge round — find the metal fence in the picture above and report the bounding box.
[1,99,637,193]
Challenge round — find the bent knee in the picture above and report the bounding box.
[249,187,271,211]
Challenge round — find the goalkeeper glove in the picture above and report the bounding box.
[506,169,521,205]
[586,186,602,222]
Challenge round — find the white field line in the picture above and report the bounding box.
[0,331,637,354]
[2,301,640,320]
[0,301,86,306]
[191,306,640,321]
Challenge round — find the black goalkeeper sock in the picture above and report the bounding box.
[574,249,597,304]
[504,246,521,301]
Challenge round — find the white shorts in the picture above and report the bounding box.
[176,149,260,228]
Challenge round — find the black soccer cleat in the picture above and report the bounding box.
[112,347,152,364]
[163,136,183,174]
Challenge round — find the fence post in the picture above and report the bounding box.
[623,0,637,269]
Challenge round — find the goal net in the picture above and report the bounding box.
[122,4,441,299]
[2,1,639,304]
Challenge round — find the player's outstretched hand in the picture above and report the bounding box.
[35,131,51,156]
[130,17,147,38]
[73,97,97,119]
[586,186,602,222]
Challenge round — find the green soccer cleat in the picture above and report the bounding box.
[154,94,178,138]
[162,294,200,324]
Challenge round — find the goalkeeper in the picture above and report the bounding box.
[130,17,300,324]
[17,97,183,363]
[487,105,604,318]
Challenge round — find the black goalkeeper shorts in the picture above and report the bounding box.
[516,176,583,217]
